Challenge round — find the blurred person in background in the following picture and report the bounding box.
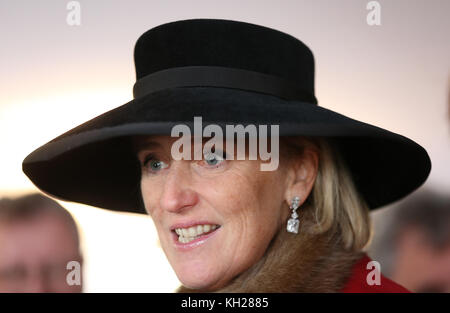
[370,190,450,293]
[0,193,82,292]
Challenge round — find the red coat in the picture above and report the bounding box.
[340,254,410,293]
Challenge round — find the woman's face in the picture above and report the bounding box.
[135,135,293,290]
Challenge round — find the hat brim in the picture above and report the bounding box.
[22,87,431,213]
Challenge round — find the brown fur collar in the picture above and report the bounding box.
[177,209,364,293]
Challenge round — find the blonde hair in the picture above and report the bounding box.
[281,137,372,251]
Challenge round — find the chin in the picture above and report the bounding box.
[175,262,224,290]
[179,276,215,291]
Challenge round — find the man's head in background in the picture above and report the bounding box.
[0,193,82,292]
[372,189,450,293]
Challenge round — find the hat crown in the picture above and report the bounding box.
[133,18,316,102]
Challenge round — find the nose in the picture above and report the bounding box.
[159,161,198,213]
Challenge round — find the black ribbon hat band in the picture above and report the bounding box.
[133,66,318,104]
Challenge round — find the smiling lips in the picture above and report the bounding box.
[174,224,220,243]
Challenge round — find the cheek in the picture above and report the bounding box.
[237,172,286,225]
[219,169,285,249]
[140,178,157,211]
[141,182,171,249]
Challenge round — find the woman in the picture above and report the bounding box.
[22,19,431,292]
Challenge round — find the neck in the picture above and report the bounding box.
[177,210,364,293]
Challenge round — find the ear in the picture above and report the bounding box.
[284,143,319,206]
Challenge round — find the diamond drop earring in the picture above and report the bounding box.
[286,196,300,234]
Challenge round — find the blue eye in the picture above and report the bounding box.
[149,160,163,170]
[204,151,225,167]
[143,155,167,173]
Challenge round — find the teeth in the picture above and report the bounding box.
[175,224,219,243]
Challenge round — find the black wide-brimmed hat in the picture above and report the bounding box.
[22,18,431,214]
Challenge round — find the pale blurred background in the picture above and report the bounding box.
[0,0,449,292]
